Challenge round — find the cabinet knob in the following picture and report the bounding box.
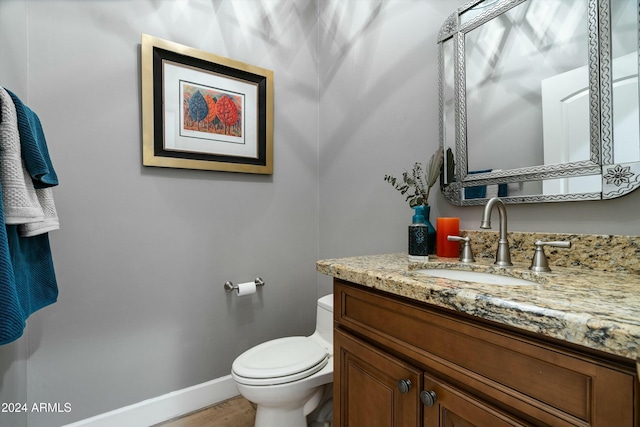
[397,379,412,394]
[420,390,437,407]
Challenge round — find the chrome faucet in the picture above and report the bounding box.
[480,197,513,267]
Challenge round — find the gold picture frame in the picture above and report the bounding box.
[141,34,273,174]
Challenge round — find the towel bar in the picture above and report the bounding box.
[224,277,265,292]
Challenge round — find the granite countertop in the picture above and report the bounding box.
[317,252,640,360]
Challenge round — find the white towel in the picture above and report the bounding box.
[0,87,43,223]
[485,169,501,198]
[19,187,59,237]
[0,87,59,236]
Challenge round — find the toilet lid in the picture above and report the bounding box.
[232,336,329,385]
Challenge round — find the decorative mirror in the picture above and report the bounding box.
[438,0,639,205]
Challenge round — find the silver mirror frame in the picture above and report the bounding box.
[438,0,640,205]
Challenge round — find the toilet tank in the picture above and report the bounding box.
[315,294,333,345]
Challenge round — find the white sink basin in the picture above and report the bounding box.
[416,269,537,286]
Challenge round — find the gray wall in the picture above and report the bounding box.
[2,1,640,426]
[318,0,471,294]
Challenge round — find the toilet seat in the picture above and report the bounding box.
[232,336,329,386]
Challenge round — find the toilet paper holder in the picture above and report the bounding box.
[224,277,265,292]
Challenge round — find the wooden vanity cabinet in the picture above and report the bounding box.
[335,328,422,426]
[333,279,639,427]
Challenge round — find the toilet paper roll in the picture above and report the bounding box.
[235,281,257,296]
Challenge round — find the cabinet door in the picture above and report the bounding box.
[335,329,422,427]
[422,373,531,427]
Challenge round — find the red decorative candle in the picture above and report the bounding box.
[436,217,460,258]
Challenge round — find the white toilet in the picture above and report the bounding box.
[231,294,334,427]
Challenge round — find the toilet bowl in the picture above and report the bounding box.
[231,294,333,427]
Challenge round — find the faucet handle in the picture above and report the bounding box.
[447,235,476,263]
[529,240,572,272]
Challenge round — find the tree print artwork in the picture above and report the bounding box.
[216,95,239,135]
[182,83,243,138]
[188,91,208,130]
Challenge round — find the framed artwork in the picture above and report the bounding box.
[141,34,273,174]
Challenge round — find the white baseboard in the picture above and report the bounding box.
[61,375,238,427]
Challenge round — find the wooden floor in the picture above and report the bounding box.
[153,396,256,427]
